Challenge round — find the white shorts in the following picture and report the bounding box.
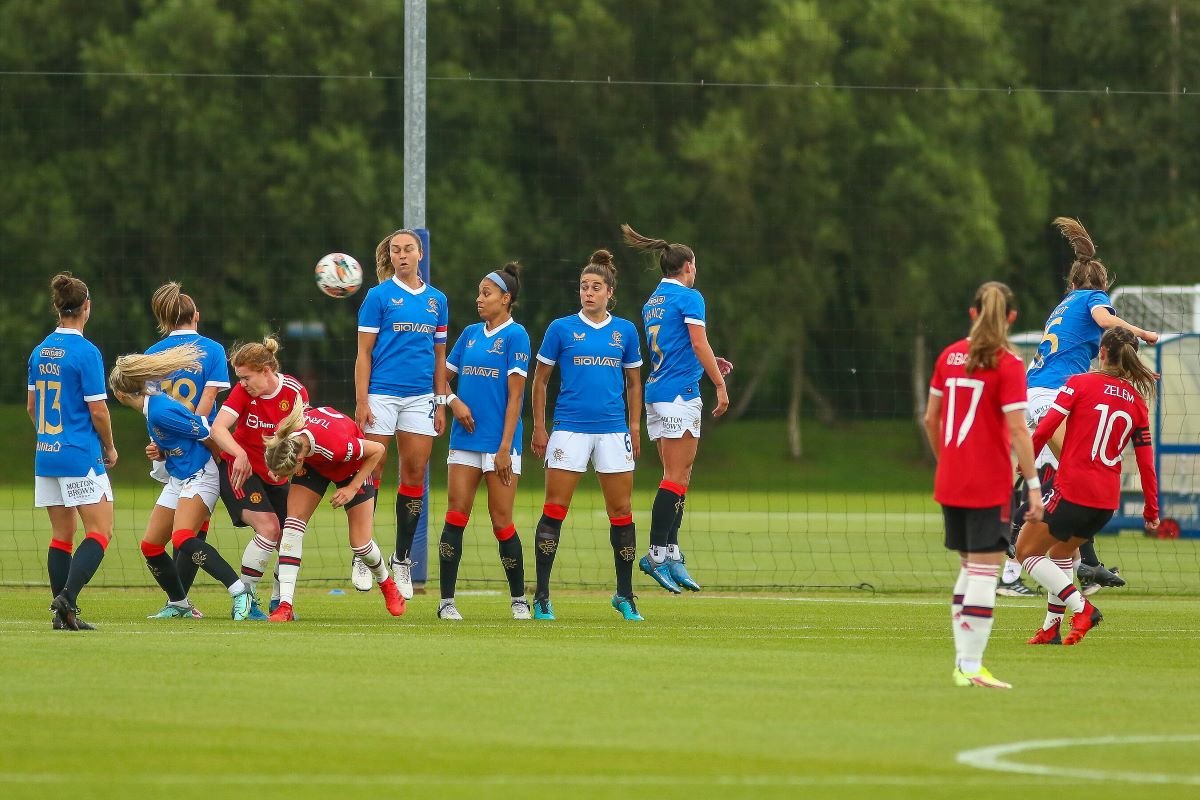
[447,448,522,476]
[1025,386,1061,469]
[365,392,437,437]
[646,396,703,441]
[545,431,635,474]
[34,469,114,508]
[155,459,220,512]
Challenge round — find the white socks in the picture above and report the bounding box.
[956,562,999,673]
[352,539,389,582]
[277,517,307,605]
[240,533,276,588]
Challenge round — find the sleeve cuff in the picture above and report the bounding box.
[1000,401,1027,413]
[1050,402,1069,415]
[83,393,107,402]
[508,367,528,377]
[206,380,231,388]
[536,354,556,367]
[684,318,706,327]
[218,405,240,420]
[928,388,944,397]
[623,360,643,369]
[445,363,459,374]
[357,326,380,334]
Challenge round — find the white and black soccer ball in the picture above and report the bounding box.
[314,252,363,298]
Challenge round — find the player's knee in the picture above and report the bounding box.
[139,539,166,558]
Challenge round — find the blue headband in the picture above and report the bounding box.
[486,271,509,292]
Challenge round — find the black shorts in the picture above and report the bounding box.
[942,505,1012,554]
[217,460,289,529]
[291,466,376,511]
[1014,468,1057,530]
[1043,489,1113,543]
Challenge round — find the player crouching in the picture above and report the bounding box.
[263,403,405,621]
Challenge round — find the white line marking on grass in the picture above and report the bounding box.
[958,735,1200,785]
[691,595,948,606]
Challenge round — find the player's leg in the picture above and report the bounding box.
[1017,514,1085,644]
[349,429,393,589]
[54,480,114,631]
[534,436,585,620]
[950,507,1011,689]
[598,468,642,621]
[484,462,527,620]
[1051,535,1104,645]
[269,484,322,621]
[641,434,696,594]
[142,500,193,619]
[343,486,404,617]
[43,504,80,630]
[392,426,435,599]
[438,460,484,620]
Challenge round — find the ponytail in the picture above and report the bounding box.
[1099,328,1157,401]
[965,282,1016,373]
[581,249,618,309]
[1054,217,1110,292]
[230,336,281,374]
[109,344,202,396]
[150,282,198,336]
[262,402,308,478]
[621,224,694,277]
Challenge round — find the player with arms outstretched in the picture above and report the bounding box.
[28,273,117,631]
[622,225,732,595]
[1019,327,1159,646]
[437,263,531,621]
[924,282,1044,689]
[262,404,405,621]
[355,228,450,600]
[529,250,644,621]
[1004,217,1158,596]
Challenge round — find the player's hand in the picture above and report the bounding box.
[451,398,475,434]
[330,485,358,508]
[230,453,252,492]
[712,384,730,418]
[1145,517,1160,532]
[355,400,374,430]
[1024,490,1044,523]
[433,404,446,436]
[145,442,163,461]
[494,451,513,487]
[1140,330,1160,346]
[104,446,119,469]
[531,426,548,459]
[628,426,641,460]
[715,356,734,377]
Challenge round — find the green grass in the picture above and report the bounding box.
[1,589,1198,799]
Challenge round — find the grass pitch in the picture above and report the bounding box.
[1,588,1199,800]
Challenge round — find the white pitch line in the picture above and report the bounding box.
[958,735,1200,785]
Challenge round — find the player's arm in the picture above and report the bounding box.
[686,323,729,417]
[205,423,251,485]
[215,405,252,489]
[1031,405,1067,455]
[1133,423,1160,530]
[354,330,377,430]
[493,372,526,486]
[26,389,35,427]
[88,399,118,468]
[332,440,386,508]
[432,342,448,436]
[922,391,942,460]
[624,366,642,460]
[1007,409,1043,522]
[195,385,220,419]
[530,360,554,460]
[1091,306,1158,345]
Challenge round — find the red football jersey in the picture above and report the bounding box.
[1032,371,1158,517]
[930,339,1028,508]
[219,374,309,485]
[297,406,367,482]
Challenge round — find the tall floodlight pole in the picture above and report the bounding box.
[405,0,432,587]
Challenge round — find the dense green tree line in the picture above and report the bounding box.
[4,1,1199,455]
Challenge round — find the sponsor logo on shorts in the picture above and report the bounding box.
[250,492,263,504]
[660,416,685,434]
[65,479,94,500]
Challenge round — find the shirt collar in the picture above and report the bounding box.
[259,374,284,400]
[167,329,195,337]
[392,275,427,296]
[483,317,514,338]
[54,327,83,336]
[661,278,686,288]
[577,311,613,330]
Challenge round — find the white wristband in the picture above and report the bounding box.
[1026,477,1041,491]
[435,393,457,406]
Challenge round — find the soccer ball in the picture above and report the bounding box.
[314,253,363,298]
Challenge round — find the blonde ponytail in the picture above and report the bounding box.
[263,401,308,478]
[965,282,1016,373]
[109,344,202,396]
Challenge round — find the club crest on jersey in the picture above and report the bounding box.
[486,337,505,355]
[609,331,623,348]
[573,331,587,341]
[427,298,439,314]
[279,399,290,412]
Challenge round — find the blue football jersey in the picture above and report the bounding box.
[1027,289,1114,390]
[145,392,216,480]
[447,318,531,454]
[357,276,449,397]
[641,279,706,404]
[536,312,643,434]
[28,328,108,477]
[144,331,230,423]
